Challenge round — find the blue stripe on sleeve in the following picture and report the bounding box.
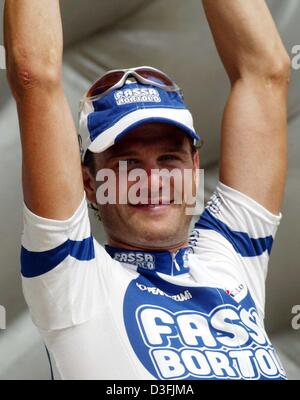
[195,209,273,257]
[21,236,95,278]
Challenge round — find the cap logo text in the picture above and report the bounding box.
[114,88,161,105]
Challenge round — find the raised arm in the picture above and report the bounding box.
[4,0,84,219]
[202,0,291,214]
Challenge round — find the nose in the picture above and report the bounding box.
[139,160,163,197]
[141,158,160,178]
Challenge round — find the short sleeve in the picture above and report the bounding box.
[21,194,111,330]
[189,181,282,317]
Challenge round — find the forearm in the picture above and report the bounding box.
[4,0,63,91]
[202,0,290,83]
[4,0,83,219]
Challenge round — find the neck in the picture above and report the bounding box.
[107,237,189,253]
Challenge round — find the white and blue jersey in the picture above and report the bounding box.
[20,181,287,380]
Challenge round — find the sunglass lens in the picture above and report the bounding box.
[137,68,175,86]
[87,71,124,98]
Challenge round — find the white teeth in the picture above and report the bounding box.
[130,202,173,208]
[133,204,168,208]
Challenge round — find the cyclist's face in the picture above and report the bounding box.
[91,122,199,251]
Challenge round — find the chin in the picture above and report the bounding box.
[104,205,191,249]
[127,206,190,240]
[130,222,187,249]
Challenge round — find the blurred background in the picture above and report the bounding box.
[0,0,299,379]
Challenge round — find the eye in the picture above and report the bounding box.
[120,158,141,168]
[159,154,179,161]
[125,158,140,166]
[111,158,139,170]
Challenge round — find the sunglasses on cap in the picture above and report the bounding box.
[81,66,183,102]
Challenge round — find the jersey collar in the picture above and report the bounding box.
[105,245,191,276]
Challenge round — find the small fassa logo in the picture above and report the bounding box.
[113,251,155,270]
[114,87,161,105]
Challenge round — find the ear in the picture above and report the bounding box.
[82,165,97,204]
[192,149,200,170]
[192,150,200,191]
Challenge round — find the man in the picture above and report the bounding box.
[4,0,290,380]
